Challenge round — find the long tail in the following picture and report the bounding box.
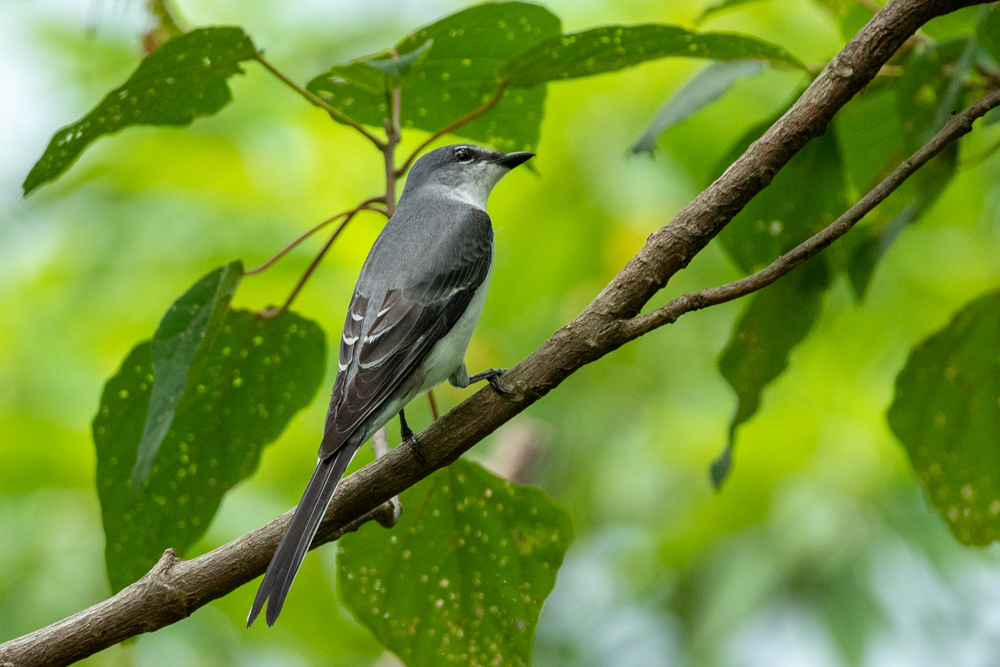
[247,445,355,627]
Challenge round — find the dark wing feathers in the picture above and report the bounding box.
[319,207,492,459]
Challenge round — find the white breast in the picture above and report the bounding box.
[417,265,492,392]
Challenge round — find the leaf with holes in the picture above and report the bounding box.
[717,116,848,274]
[23,27,256,194]
[133,262,243,486]
[888,290,1000,546]
[714,257,830,487]
[632,59,764,154]
[94,309,326,591]
[338,458,573,667]
[499,24,803,88]
[307,3,561,152]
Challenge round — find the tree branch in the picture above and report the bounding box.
[626,87,1000,338]
[1,0,988,664]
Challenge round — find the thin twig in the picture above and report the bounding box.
[626,88,1000,338]
[395,85,506,177]
[427,390,439,420]
[253,52,387,150]
[245,198,387,276]
[259,206,366,318]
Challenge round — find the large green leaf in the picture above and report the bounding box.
[134,262,243,486]
[23,27,256,194]
[714,257,830,487]
[499,24,804,88]
[94,309,326,591]
[631,59,764,154]
[338,458,573,667]
[887,290,1000,546]
[307,3,561,152]
[717,119,849,274]
[838,40,971,300]
[979,4,1000,64]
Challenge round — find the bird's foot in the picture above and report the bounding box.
[399,410,426,464]
[469,368,511,396]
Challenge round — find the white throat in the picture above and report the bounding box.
[432,163,506,211]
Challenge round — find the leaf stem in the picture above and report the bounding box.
[395,85,506,177]
[253,51,387,150]
[259,203,378,318]
[245,198,387,276]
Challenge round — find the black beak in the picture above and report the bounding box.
[496,151,534,169]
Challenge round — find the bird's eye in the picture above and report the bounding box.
[453,147,474,163]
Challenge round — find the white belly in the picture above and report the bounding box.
[418,266,492,392]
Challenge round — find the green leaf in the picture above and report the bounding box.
[717,118,849,274]
[632,59,764,154]
[695,0,773,24]
[23,27,256,195]
[499,24,804,88]
[887,290,1000,546]
[338,458,573,667]
[94,309,326,591]
[363,39,435,78]
[307,3,561,152]
[715,257,830,487]
[979,4,1000,66]
[133,262,243,486]
[838,39,972,300]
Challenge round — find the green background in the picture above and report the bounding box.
[2,0,1000,665]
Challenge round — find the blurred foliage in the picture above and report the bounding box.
[4,0,1000,665]
[888,290,1000,547]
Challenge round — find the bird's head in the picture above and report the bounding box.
[401,144,534,210]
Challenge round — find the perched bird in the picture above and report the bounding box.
[247,143,534,627]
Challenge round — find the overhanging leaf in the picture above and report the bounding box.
[717,117,849,274]
[631,59,764,154]
[338,458,573,667]
[133,262,243,486]
[307,3,561,152]
[23,26,256,194]
[714,257,830,487]
[837,39,972,300]
[499,24,804,88]
[979,4,1000,64]
[887,290,1000,546]
[94,309,326,591]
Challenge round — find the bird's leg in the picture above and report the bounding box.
[468,367,511,396]
[399,408,425,463]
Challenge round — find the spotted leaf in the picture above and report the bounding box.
[23,26,256,194]
[94,309,326,592]
[888,290,1000,546]
[499,24,804,88]
[338,458,573,667]
[307,3,560,152]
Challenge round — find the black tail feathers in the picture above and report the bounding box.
[247,445,355,627]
